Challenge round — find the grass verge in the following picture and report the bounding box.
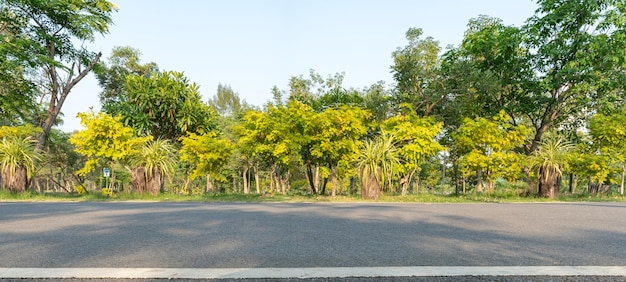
[1,190,625,203]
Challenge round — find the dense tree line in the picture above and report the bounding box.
[1,0,626,198]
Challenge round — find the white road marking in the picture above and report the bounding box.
[0,266,625,279]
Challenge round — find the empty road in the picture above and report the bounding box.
[0,202,624,280]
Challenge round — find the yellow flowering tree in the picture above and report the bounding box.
[453,111,528,192]
[70,112,150,191]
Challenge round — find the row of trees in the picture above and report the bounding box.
[1,0,626,198]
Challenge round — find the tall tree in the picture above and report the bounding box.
[111,71,216,140]
[382,104,445,195]
[95,46,158,111]
[209,83,245,117]
[1,0,117,148]
[440,16,528,128]
[391,28,446,117]
[287,70,347,112]
[456,2,626,156]
[453,111,528,192]
[208,84,253,193]
[179,132,233,193]
[521,0,626,154]
[312,105,369,195]
[236,109,271,194]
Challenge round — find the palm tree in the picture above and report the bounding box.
[129,139,176,196]
[0,136,41,193]
[531,137,574,198]
[357,132,400,199]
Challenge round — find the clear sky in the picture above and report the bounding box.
[65,0,538,132]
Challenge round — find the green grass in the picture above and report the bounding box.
[1,190,625,203]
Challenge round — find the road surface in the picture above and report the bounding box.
[0,202,624,280]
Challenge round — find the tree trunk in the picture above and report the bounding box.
[282,176,287,195]
[269,165,276,193]
[305,160,316,193]
[2,165,27,193]
[130,167,147,195]
[146,169,161,196]
[401,170,414,196]
[254,164,260,194]
[619,165,626,195]
[453,163,460,195]
[206,174,214,193]
[415,174,421,194]
[349,177,356,195]
[109,163,116,193]
[485,171,493,193]
[462,175,466,194]
[476,170,483,192]
[37,52,102,150]
[441,162,446,194]
[360,167,381,200]
[568,173,574,194]
[320,177,328,195]
[243,165,249,194]
[338,177,344,196]
[314,166,320,194]
[330,166,338,197]
[538,165,561,198]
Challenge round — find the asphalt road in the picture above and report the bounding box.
[0,202,624,269]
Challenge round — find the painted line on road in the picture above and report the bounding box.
[0,266,625,279]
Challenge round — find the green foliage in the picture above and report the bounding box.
[267,100,315,167]
[107,70,216,140]
[454,111,529,190]
[0,7,40,125]
[0,125,41,139]
[95,46,159,108]
[589,110,626,194]
[179,132,233,180]
[1,0,118,147]
[391,27,445,116]
[0,135,41,191]
[129,139,177,181]
[0,126,43,179]
[286,70,355,112]
[531,137,575,177]
[5,0,626,199]
[531,136,575,197]
[383,104,445,173]
[312,106,369,172]
[590,111,626,164]
[209,83,245,117]
[69,111,150,176]
[236,109,270,165]
[362,82,392,123]
[356,132,400,199]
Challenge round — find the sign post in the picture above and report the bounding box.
[103,167,110,193]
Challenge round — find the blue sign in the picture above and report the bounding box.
[103,167,110,178]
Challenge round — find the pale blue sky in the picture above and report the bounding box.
[66,0,538,132]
